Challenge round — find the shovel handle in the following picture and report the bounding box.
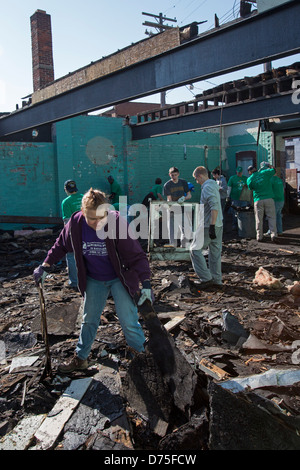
[38,283,52,378]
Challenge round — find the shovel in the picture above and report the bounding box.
[38,283,52,379]
[137,298,198,416]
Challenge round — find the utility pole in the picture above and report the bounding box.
[142,11,177,35]
[142,12,177,107]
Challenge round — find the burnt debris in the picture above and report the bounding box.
[0,216,300,450]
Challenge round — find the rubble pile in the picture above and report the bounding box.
[0,220,300,450]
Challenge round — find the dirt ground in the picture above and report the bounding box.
[0,209,300,450]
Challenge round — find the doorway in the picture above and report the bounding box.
[236,150,257,175]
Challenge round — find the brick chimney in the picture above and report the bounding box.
[30,10,54,92]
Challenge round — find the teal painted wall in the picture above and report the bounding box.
[126,129,220,204]
[55,116,221,206]
[223,123,273,178]
[54,115,128,210]
[0,141,57,230]
[0,115,273,231]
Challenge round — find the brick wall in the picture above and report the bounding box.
[31,28,181,104]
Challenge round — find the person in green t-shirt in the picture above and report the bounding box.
[61,180,83,289]
[142,178,164,209]
[62,181,83,223]
[107,176,123,205]
[271,173,285,235]
[247,162,277,242]
[227,167,248,202]
[227,166,248,230]
[151,178,164,201]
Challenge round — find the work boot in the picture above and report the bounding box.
[198,279,214,289]
[58,355,88,373]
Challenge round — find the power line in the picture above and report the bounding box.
[163,0,185,16]
[206,2,240,30]
[180,0,209,25]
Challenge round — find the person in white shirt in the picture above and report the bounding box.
[190,166,223,287]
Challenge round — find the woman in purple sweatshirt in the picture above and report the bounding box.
[34,188,152,373]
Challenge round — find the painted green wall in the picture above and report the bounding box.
[126,128,220,204]
[54,115,127,210]
[0,141,57,230]
[0,115,273,231]
[223,122,273,178]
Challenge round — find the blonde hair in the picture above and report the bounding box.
[81,188,107,213]
[193,166,208,178]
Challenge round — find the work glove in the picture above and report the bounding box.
[138,280,153,305]
[209,224,216,239]
[33,265,50,286]
[177,196,185,204]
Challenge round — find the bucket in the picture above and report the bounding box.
[237,211,256,238]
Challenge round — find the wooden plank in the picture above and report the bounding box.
[164,315,185,332]
[199,358,228,381]
[0,414,46,450]
[157,310,186,319]
[33,377,93,450]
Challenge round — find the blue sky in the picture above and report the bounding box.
[0,0,297,112]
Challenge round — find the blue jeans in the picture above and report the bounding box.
[230,200,248,229]
[190,225,223,285]
[76,277,145,359]
[66,252,78,287]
